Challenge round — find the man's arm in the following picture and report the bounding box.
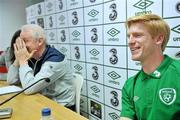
[7,64,19,84]
[120,117,132,120]
[18,60,68,94]
[120,77,137,120]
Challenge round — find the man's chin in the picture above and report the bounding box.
[131,56,140,61]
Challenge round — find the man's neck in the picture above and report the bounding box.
[142,54,164,74]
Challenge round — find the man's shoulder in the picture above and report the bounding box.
[45,47,65,62]
[164,55,180,77]
[166,54,180,67]
[171,58,180,66]
[170,59,180,75]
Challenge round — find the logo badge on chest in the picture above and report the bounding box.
[159,88,176,105]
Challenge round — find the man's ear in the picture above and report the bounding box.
[38,38,44,46]
[155,34,164,45]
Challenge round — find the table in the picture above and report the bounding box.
[0,81,88,120]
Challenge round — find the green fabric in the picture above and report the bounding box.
[121,55,180,120]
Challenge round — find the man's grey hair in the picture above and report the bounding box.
[21,24,46,42]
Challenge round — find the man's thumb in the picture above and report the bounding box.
[29,50,37,57]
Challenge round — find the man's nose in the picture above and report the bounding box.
[128,35,135,44]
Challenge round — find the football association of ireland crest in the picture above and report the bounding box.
[159,88,176,105]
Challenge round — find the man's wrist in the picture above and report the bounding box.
[19,61,28,65]
[13,60,19,67]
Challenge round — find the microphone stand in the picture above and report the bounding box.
[0,78,50,106]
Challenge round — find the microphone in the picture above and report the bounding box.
[0,78,50,106]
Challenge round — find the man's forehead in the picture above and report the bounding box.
[20,36,34,42]
[20,31,31,38]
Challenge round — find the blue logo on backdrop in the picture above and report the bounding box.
[91,28,98,43]
[109,3,117,21]
[74,46,80,59]
[37,4,42,15]
[72,11,78,25]
[92,66,99,80]
[49,16,53,28]
[110,91,119,107]
[60,30,66,42]
[176,2,180,13]
[109,48,118,65]
[58,0,63,10]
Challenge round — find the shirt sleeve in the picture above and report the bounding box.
[120,78,136,119]
[19,59,68,94]
[7,65,19,84]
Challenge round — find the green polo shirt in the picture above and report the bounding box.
[121,55,180,120]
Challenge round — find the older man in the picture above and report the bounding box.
[8,24,75,111]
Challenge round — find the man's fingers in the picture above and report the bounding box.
[13,43,18,51]
[29,50,37,58]
[22,39,26,48]
[16,37,25,49]
[15,38,21,49]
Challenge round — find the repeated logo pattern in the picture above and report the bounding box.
[74,64,82,71]
[175,51,180,58]
[88,9,99,17]
[107,28,120,37]
[46,2,53,10]
[59,15,65,22]
[49,32,55,39]
[26,0,179,119]
[176,2,180,13]
[109,112,120,120]
[171,25,180,34]
[108,71,121,80]
[133,0,154,9]
[91,85,100,93]
[72,30,81,37]
[59,47,67,53]
[89,48,100,56]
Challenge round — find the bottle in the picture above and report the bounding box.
[40,108,54,120]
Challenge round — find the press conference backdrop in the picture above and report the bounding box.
[26,0,180,119]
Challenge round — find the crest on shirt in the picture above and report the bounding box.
[159,88,176,105]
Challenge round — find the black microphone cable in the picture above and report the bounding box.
[0,78,50,106]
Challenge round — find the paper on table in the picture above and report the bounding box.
[0,86,22,95]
